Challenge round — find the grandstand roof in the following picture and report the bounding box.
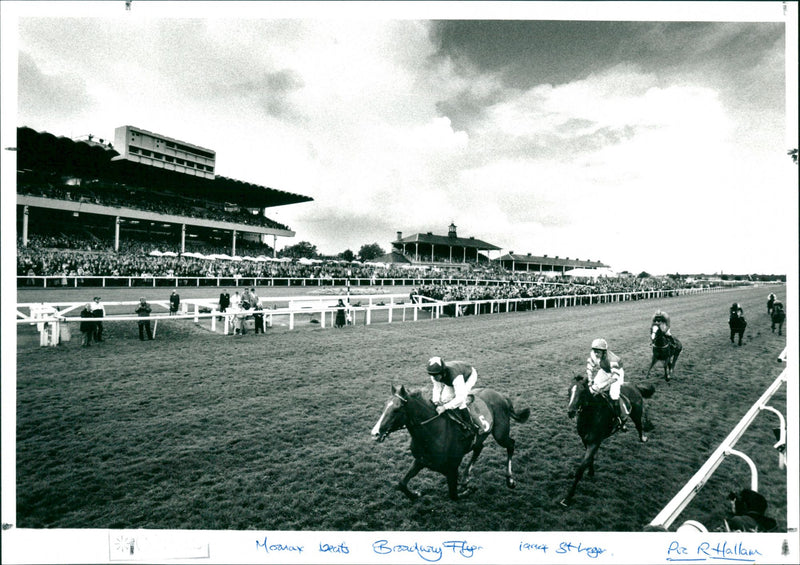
[393,232,501,251]
[15,126,313,209]
[496,252,608,269]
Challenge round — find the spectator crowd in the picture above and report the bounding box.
[16,232,724,301]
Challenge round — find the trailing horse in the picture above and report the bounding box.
[560,375,655,507]
[371,385,530,500]
[767,293,776,316]
[646,324,682,382]
[771,302,785,335]
[729,308,747,346]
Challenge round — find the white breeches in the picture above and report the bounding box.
[438,369,478,409]
[593,368,624,399]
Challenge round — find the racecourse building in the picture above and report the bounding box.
[496,252,609,275]
[391,222,608,274]
[392,223,501,264]
[15,125,312,255]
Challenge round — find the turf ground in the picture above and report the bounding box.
[13,284,788,532]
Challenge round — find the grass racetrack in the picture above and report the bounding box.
[14,284,788,531]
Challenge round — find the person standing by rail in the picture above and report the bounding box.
[135,297,153,340]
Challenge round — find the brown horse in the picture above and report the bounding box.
[371,385,530,500]
[771,302,785,335]
[560,375,655,506]
[646,324,682,382]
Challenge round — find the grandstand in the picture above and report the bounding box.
[15,125,313,256]
[391,222,610,276]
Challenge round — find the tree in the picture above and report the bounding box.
[358,243,385,262]
[788,148,798,164]
[279,241,317,259]
[637,271,651,278]
[338,249,355,262]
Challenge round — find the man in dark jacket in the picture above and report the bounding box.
[80,303,96,347]
[135,297,153,340]
[91,296,105,341]
[219,289,230,312]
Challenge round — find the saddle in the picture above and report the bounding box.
[444,396,493,435]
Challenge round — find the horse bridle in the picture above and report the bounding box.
[393,392,442,427]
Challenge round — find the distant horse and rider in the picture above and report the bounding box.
[770,300,785,336]
[767,293,777,316]
[646,310,682,382]
[371,384,530,500]
[729,303,747,346]
[647,325,682,381]
[561,371,655,506]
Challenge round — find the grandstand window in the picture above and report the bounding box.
[129,146,139,154]
[165,156,174,163]
[140,149,151,157]
[175,158,184,165]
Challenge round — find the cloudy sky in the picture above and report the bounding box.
[3,1,797,275]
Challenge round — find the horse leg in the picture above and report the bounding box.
[645,355,657,378]
[460,444,484,491]
[560,443,600,507]
[630,404,649,443]
[397,459,425,501]
[491,435,519,489]
[446,468,461,501]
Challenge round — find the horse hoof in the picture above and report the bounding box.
[559,498,574,508]
[507,477,517,489]
[641,436,648,443]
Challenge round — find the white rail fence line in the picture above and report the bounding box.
[648,347,789,532]
[17,274,783,289]
[17,285,735,346]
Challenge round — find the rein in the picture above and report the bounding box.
[396,393,442,428]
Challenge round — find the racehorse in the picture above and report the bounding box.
[771,302,785,335]
[729,308,747,346]
[767,293,776,315]
[371,385,530,500]
[560,375,655,506]
[646,324,682,382]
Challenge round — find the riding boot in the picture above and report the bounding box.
[458,407,478,435]
[615,399,627,432]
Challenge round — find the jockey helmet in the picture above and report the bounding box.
[590,338,608,351]
[426,356,446,376]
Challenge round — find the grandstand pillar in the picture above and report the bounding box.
[232,230,237,256]
[273,235,277,258]
[114,216,120,252]
[22,205,29,246]
[181,224,186,254]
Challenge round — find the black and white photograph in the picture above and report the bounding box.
[2,1,798,564]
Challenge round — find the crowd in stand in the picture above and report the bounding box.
[19,179,290,230]
[16,232,720,301]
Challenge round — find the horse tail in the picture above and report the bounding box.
[637,384,656,399]
[511,406,531,423]
[507,397,531,423]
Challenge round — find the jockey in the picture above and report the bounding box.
[730,302,741,319]
[585,338,627,431]
[426,356,479,435]
[651,309,677,348]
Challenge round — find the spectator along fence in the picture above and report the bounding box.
[18,284,731,346]
[648,347,790,533]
